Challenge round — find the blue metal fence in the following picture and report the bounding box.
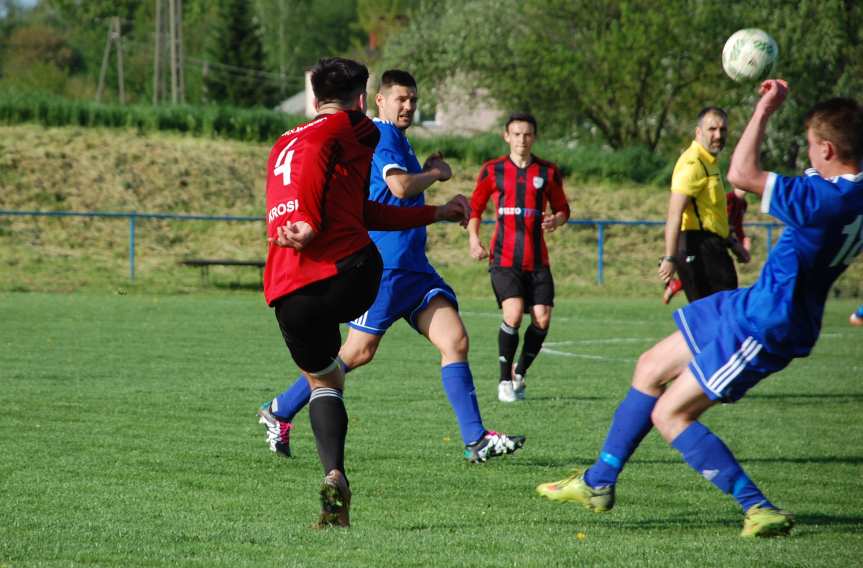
[0,209,783,285]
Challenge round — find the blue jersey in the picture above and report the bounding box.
[367,119,434,272]
[730,169,863,356]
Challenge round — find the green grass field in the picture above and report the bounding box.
[2,292,862,567]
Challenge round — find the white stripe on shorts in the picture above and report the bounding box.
[676,309,701,354]
[705,336,762,395]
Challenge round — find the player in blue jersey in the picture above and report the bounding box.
[537,81,863,538]
[258,69,525,464]
[850,305,863,326]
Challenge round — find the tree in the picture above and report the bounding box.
[203,0,277,107]
[381,0,863,166]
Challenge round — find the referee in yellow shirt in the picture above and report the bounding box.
[658,107,749,301]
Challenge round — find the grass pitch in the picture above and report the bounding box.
[1,292,862,567]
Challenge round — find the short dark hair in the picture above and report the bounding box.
[379,69,417,91]
[310,57,369,106]
[804,97,863,164]
[697,106,728,126]
[505,112,538,134]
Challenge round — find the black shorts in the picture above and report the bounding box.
[273,243,382,373]
[490,266,555,310]
[676,230,737,302]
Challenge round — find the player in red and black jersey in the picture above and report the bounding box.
[467,113,571,403]
[261,57,469,528]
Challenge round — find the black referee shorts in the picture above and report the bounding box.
[490,266,555,310]
[676,230,737,302]
[273,243,382,373]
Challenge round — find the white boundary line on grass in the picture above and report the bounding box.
[541,347,636,363]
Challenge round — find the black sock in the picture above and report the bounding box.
[498,322,520,382]
[309,387,348,476]
[516,324,548,376]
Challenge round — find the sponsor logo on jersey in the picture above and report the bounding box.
[280,117,327,138]
[497,207,541,217]
[267,199,299,223]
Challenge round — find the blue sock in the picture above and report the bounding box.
[271,362,351,422]
[441,362,486,446]
[584,387,657,488]
[671,421,772,512]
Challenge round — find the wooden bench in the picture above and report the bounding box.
[181,259,265,287]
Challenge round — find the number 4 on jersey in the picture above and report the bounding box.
[274,138,298,186]
[830,215,863,267]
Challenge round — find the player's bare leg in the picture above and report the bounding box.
[339,327,384,369]
[537,332,691,508]
[417,295,525,461]
[652,368,792,537]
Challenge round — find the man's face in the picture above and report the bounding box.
[695,113,728,155]
[376,84,417,129]
[504,121,536,156]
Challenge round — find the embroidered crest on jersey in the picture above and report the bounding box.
[533,177,545,189]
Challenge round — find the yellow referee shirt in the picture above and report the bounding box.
[670,140,729,238]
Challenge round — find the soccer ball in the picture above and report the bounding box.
[722,28,778,82]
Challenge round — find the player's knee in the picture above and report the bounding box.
[650,402,688,443]
[531,313,551,330]
[631,351,663,391]
[340,340,378,368]
[504,313,523,328]
[439,330,469,359]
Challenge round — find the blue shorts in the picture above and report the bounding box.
[348,268,458,335]
[673,290,791,402]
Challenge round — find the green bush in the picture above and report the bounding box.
[0,91,305,144]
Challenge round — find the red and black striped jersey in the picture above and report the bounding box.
[470,156,570,270]
[264,110,436,305]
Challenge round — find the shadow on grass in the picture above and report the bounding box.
[746,393,863,402]
[212,281,262,291]
[527,395,611,402]
[795,513,863,527]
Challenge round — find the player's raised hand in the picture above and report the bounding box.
[756,79,788,116]
[423,152,452,182]
[435,194,470,227]
[269,220,315,250]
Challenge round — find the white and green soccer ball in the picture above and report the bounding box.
[722,28,778,82]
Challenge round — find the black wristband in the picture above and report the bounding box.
[659,255,676,266]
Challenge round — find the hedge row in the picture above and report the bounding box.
[0,92,306,143]
[0,92,673,185]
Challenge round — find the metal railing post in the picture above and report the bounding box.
[766,225,774,255]
[597,222,605,285]
[129,212,136,282]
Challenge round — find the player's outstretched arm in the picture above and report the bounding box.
[434,194,470,227]
[728,79,788,195]
[385,155,452,200]
[363,194,469,231]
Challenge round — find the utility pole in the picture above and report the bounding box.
[153,0,162,104]
[96,17,125,104]
[166,0,185,104]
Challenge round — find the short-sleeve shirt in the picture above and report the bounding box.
[470,156,571,271]
[263,111,380,305]
[671,141,729,238]
[366,118,434,273]
[727,169,863,355]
